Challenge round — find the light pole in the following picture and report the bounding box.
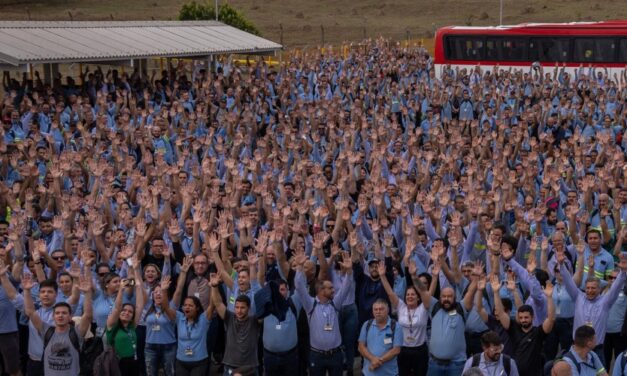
[215,0,219,21]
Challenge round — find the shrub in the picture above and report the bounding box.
[178,1,260,35]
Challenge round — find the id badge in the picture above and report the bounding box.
[275,324,282,330]
[185,347,194,356]
[448,310,457,316]
[585,322,593,327]
[194,292,200,298]
[383,337,392,345]
[324,324,333,331]
[406,336,414,342]
[152,325,161,332]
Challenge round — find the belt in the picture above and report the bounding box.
[430,353,452,365]
[310,346,343,356]
[264,346,298,357]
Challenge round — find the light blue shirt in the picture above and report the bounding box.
[562,346,606,376]
[262,295,301,352]
[11,294,54,360]
[0,282,19,334]
[145,306,176,344]
[611,352,627,376]
[606,286,627,333]
[358,317,403,376]
[428,302,468,361]
[553,282,575,318]
[175,311,211,362]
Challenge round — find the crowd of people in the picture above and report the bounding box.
[0,38,626,376]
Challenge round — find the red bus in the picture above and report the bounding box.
[434,21,627,76]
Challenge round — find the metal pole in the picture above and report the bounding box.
[215,0,218,21]
[499,0,503,25]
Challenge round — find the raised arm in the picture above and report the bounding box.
[542,281,556,334]
[558,253,581,301]
[602,256,626,310]
[209,273,226,319]
[107,277,126,330]
[490,273,511,330]
[377,261,399,308]
[172,256,192,307]
[77,274,93,337]
[209,232,234,290]
[158,276,177,321]
[409,260,432,309]
[476,276,489,322]
[22,273,43,332]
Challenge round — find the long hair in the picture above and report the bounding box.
[183,296,203,324]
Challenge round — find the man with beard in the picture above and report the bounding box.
[462,331,519,375]
[559,325,607,376]
[414,270,474,376]
[491,274,555,376]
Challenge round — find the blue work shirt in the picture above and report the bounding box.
[612,352,627,376]
[553,281,575,318]
[0,282,19,334]
[562,346,606,376]
[606,285,627,333]
[145,306,176,344]
[262,295,301,352]
[428,302,468,361]
[358,317,403,376]
[11,294,54,360]
[294,270,352,351]
[175,310,211,362]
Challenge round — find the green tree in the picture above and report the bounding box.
[178,1,260,36]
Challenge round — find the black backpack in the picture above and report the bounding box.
[471,353,512,376]
[43,325,104,376]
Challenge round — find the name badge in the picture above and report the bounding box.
[185,347,194,356]
[448,310,457,316]
[324,324,333,331]
[383,337,392,345]
[585,322,593,327]
[152,325,161,332]
[406,336,415,342]
[194,292,200,298]
[275,324,282,330]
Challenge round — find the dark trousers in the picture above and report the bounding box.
[340,303,358,374]
[398,344,429,376]
[264,347,299,376]
[544,317,574,361]
[604,332,627,371]
[19,323,29,376]
[136,324,147,376]
[119,356,141,375]
[204,317,220,376]
[176,358,209,376]
[309,348,344,376]
[26,358,43,376]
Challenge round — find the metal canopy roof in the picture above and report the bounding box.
[0,21,282,66]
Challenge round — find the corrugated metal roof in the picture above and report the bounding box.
[0,21,282,66]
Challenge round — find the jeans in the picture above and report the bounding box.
[309,349,344,376]
[145,342,176,376]
[426,359,465,376]
[604,332,627,371]
[340,303,358,373]
[264,348,299,376]
[544,317,574,361]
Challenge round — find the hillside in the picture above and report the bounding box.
[0,0,624,47]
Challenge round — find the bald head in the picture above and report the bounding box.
[551,360,572,376]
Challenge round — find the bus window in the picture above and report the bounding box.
[621,39,627,61]
[485,39,498,61]
[498,38,527,61]
[445,36,485,60]
[529,38,571,62]
[574,38,617,62]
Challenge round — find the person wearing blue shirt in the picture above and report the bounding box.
[612,351,627,376]
[544,265,575,361]
[603,270,627,371]
[358,299,402,376]
[258,279,301,376]
[143,281,177,376]
[560,325,607,376]
[462,331,519,376]
[414,268,473,376]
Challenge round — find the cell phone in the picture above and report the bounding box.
[127,259,134,268]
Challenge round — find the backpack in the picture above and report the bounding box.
[43,326,80,358]
[543,349,603,376]
[430,301,466,323]
[287,298,298,318]
[79,335,104,376]
[92,347,122,376]
[308,299,339,317]
[363,318,397,347]
[471,353,512,376]
[93,325,122,376]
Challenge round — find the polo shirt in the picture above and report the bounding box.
[358,317,403,376]
[145,305,176,345]
[175,310,211,362]
[611,352,627,376]
[428,302,468,361]
[462,353,520,376]
[106,323,137,359]
[262,295,301,353]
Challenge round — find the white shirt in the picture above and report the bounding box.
[396,300,428,347]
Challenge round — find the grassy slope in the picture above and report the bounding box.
[0,0,624,47]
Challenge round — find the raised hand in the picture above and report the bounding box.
[489,273,501,292]
[180,255,193,273]
[21,272,34,290]
[78,274,92,293]
[543,280,554,297]
[376,260,386,277]
[160,275,172,291]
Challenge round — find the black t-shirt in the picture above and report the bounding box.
[507,321,547,376]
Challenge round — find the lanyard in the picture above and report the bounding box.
[185,320,195,339]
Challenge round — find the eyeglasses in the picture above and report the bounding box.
[608,275,617,280]
[52,256,66,261]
